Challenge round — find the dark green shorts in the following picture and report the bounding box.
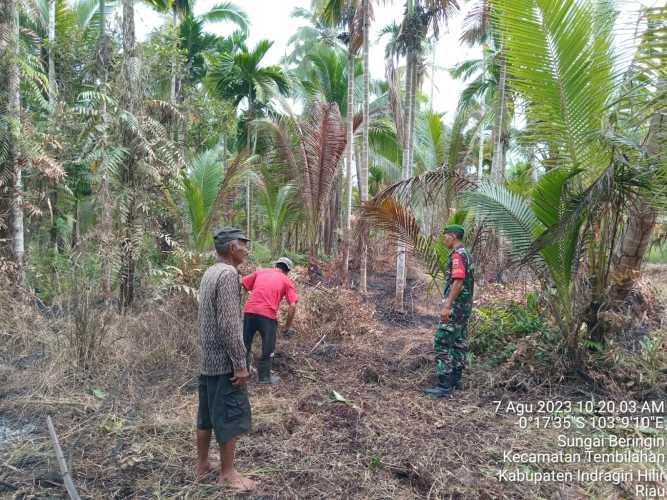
[197,374,251,444]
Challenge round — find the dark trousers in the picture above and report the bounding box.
[197,374,251,444]
[243,313,278,372]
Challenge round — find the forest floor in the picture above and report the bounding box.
[1,265,666,499]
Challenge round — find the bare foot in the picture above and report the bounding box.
[218,469,257,491]
[195,461,215,478]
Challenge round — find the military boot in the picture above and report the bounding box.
[423,374,455,398]
[257,358,281,385]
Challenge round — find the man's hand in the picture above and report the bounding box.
[231,368,250,386]
[440,306,451,323]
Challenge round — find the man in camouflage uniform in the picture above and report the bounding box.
[424,224,474,398]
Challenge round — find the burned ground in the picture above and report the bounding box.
[1,267,665,499]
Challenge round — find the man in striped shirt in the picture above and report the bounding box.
[196,227,255,491]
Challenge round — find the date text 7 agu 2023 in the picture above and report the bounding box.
[494,400,666,416]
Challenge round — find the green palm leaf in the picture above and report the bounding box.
[201,2,250,33]
[462,182,544,260]
[496,0,615,170]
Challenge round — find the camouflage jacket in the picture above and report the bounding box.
[443,245,475,322]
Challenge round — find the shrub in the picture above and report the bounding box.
[469,293,556,367]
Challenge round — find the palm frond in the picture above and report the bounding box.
[361,195,446,278]
[495,0,616,171]
[302,101,347,220]
[373,166,477,207]
[460,0,490,46]
[200,2,250,34]
[462,182,544,262]
[198,150,257,246]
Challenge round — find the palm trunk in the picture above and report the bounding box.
[491,54,507,184]
[47,0,59,255]
[477,125,484,180]
[2,0,24,284]
[246,96,255,242]
[477,49,486,181]
[359,0,370,292]
[430,42,435,110]
[343,32,355,282]
[327,171,340,255]
[395,51,416,308]
[610,99,663,301]
[610,202,656,301]
[170,7,178,105]
[246,177,251,239]
[48,0,56,105]
[119,0,139,309]
[98,0,113,300]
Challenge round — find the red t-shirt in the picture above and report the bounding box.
[241,268,299,320]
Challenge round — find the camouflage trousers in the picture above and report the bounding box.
[434,320,469,377]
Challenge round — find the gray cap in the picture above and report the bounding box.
[213,227,249,248]
[275,257,294,271]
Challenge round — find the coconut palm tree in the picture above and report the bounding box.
[284,6,340,68]
[391,0,459,309]
[204,38,289,239]
[142,0,249,104]
[319,0,365,282]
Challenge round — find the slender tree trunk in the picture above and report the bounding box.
[97,0,113,300]
[360,0,370,292]
[119,0,139,308]
[327,171,340,255]
[395,50,417,309]
[246,177,251,239]
[430,42,435,110]
[477,48,486,181]
[170,7,178,106]
[246,96,255,241]
[477,125,484,180]
[2,0,24,284]
[491,53,507,184]
[48,0,56,106]
[0,10,8,257]
[343,34,355,282]
[47,0,59,253]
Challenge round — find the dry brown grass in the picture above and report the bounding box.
[1,267,666,499]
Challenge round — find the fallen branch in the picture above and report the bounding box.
[46,416,82,500]
[310,334,328,354]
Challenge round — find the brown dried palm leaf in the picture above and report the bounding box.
[302,101,347,222]
[361,196,444,278]
[373,167,478,207]
[254,117,301,178]
[459,0,490,46]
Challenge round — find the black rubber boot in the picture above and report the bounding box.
[257,358,281,385]
[423,374,455,398]
[452,368,463,390]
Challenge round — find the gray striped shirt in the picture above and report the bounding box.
[198,262,247,375]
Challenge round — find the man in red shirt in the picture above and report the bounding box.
[241,257,298,384]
